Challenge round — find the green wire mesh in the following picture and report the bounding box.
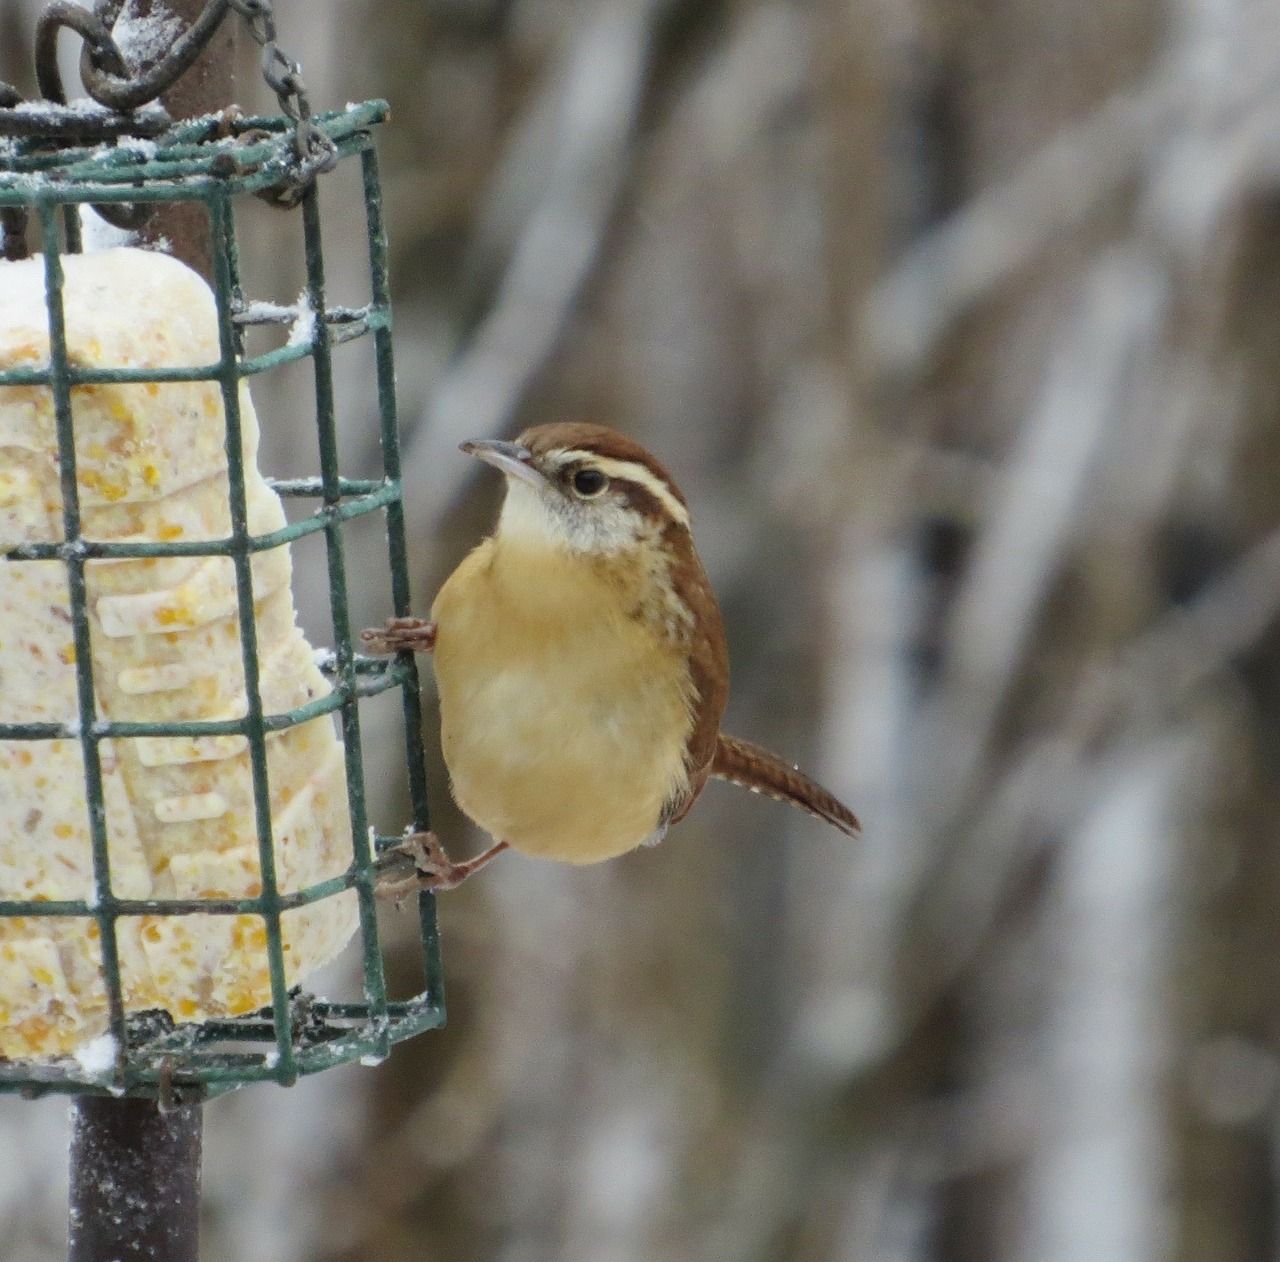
[0,102,443,1100]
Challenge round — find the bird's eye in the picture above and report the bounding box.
[572,468,607,497]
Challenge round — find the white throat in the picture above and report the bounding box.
[497,479,567,549]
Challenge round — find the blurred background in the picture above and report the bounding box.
[5,0,1280,1258]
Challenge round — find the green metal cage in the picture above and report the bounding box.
[0,101,442,1100]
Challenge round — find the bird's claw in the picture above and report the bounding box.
[374,831,509,900]
[360,616,437,655]
[374,831,471,899]
[374,832,447,900]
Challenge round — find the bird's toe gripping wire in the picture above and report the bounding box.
[360,616,437,655]
[374,831,510,897]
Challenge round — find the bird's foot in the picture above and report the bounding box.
[360,616,437,655]
[375,831,510,898]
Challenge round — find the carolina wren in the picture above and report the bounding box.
[364,422,859,891]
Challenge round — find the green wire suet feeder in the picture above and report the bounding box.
[0,0,440,1115]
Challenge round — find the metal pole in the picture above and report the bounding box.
[69,1097,203,1262]
[68,2,235,1256]
[134,0,238,275]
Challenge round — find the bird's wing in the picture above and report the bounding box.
[660,543,731,830]
[711,734,861,837]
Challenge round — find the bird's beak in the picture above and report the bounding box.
[460,439,545,488]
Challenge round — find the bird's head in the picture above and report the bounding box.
[462,422,691,555]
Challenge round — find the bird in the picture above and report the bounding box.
[362,422,860,892]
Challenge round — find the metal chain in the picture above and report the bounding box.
[224,0,338,205]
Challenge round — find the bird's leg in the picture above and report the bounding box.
[360,616,437,655]
[375,831,510,898]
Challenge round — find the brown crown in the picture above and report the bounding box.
[517,422,689,511]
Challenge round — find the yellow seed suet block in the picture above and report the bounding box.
[0,248,357,1059]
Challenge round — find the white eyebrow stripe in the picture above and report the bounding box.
[558,450,691,527]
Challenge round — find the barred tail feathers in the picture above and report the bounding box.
[711,734,861,838]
